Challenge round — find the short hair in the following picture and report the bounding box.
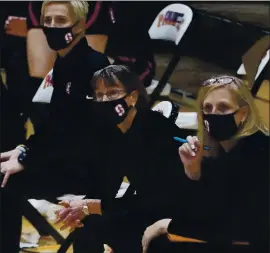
[41,1,89,21]
[91,65,151,110]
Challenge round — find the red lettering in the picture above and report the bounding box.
[157,14,164,27]
[157,14,180,31]
[43,74,53,89]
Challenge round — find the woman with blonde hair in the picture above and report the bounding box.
[142,75,269,253]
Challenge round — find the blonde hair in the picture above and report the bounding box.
[41,1,89,21]
[196,75,269,143]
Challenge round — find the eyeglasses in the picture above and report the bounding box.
[94,89,126,102]
[202,76,237,87]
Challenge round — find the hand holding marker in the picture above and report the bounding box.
[174,137,210,151]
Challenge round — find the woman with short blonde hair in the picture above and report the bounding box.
[41,1,89,21]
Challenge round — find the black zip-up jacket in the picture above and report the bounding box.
[90,109,196,219]
[168,131,269,246]
[23,37,110,173]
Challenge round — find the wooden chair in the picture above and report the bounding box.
[237,36,270,97]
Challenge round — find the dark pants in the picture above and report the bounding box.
[73,209,150,253]
[1,77,27,152]
[0,169,93,253]
[0,169,148,253]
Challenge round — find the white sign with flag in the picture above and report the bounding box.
[32,69,54,103]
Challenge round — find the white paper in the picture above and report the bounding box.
[20,242,39,249]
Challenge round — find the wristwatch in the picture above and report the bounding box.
[82,201,90,216]
[17,145,29,166]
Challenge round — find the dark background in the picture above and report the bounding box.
[1,1,269,70]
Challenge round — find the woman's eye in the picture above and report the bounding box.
[203,104,212,113]
[56,17,67,24]
[107,90,118,98]
[43,18,51,25]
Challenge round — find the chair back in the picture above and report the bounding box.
[152,101,198,129]
[148,3,193,45]
[237,49,269,81]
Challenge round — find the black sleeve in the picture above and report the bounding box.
[21,75,52,149]
[85,128,125,215]
[23,110,51,148]
[168,136,270,245]
[244,138,269,245]
[167,155,232,243]
[92,50,110,70]
[99,170,125,215]
[139,111,197,215]
[151,110,197,141]
[27,1,42,30]
[85,1,113,36]
[22,106,54,170]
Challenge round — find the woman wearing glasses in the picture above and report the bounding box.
[55,65,197,253]
[142,75,269,252]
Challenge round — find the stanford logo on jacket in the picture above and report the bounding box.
[66,82,72,95]
[115,104,125,116]
[65,33,73,44]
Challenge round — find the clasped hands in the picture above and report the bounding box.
[55,199,101,232]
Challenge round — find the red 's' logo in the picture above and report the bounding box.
[115,104,125,116]
[66,82,72,94]
[204,120,210,133]
[65,33,73,44]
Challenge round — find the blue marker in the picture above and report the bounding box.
[174,137,210,151]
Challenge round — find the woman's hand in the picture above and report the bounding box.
[1,159,24,187]
[55,199,86,232]
[142,219,171,253]
[55,199,101,232]
[179,136,203,180]
[0,149,21,162]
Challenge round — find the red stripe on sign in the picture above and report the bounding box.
[28,2,39,26]
[117,56,136,63]
[86,2,101,29]
[140,62,153,80]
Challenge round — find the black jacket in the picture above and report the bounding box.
[91,109,196,220]
[23,37,110,172]
[168,131,269,245]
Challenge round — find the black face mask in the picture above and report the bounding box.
[93,96,131,126]
[203,111,240,141]
[42,22,79,51]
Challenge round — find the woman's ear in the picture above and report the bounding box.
[239,106,249,123]
[73,20,84,35]
[127,90,139,107]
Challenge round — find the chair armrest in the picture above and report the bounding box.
[168,233,249,245]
